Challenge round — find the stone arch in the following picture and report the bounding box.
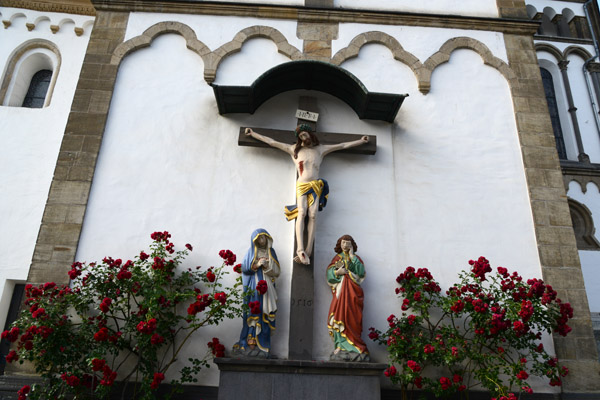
[564,45,593,61]
[111,21,211,79]
[208,25,302,83]
[331,31,427,92]
[565,176,600,194]
[535,43,565,63]
[568,198,600,250]
[56,18,76,34]
[80,20,94,36]
[423,37,515,92]
[2,12,26,29]
[0,38,61,107]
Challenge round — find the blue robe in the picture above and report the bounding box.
[234,229,280,354]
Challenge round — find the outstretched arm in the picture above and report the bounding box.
[321,136,369,156]
[245,128,293,156]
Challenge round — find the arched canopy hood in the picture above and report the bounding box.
[212,60,407,123]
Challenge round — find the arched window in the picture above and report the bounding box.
[569,199,600,250]
[0,40,61,108]
[540,67,567,159]
[22,69,52,108]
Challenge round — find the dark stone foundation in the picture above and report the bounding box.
[214,358,386,400]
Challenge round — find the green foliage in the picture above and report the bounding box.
[3,232,245,400]
[369,257,572,400]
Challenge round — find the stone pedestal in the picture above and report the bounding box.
[215,358,386,400]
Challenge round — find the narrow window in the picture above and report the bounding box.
[540,68,567,159]
[0,284,25,374]
[22,69,52,108]
[569,199,600,250]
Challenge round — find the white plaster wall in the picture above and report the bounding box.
[77,15,549,389]
[334,0,499,18]
[76,33,297,387]
[0,7,93,328]
[567,181,600,313]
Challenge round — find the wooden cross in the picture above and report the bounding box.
[238,96,376,360]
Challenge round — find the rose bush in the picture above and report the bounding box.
[3,231,245,400]
[370,257,572,400]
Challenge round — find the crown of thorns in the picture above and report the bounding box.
[295,124,314,137]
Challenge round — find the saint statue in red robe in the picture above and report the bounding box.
[326,235,370,362]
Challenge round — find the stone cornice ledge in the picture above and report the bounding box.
[0,0,96,16]
[91,0,540,35]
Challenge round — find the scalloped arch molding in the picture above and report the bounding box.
[111,22,515,96]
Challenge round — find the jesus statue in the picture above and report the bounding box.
[245,124,369,265]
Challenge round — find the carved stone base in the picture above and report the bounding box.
[215,358,386,400]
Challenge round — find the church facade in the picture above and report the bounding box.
[1,0,600,396]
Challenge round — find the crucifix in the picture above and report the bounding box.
[238,96,376,359]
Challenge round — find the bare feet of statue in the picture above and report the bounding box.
[294,250,310,265]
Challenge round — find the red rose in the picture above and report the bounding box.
[137,318,157,334]
[17,385,30,400]
[453,374,463,383]
[99,298,112,313]
[117,268,132,280]
[440,377,451,390]
[206,270,216,282]
[1,327,20,342]
[151,333,164,345]
[249,301,261,315]
[6,350,18,363]
[62,374,80,387]
[414,376,423,388]
[516,370,529,380]
[214,292,227,305]
[208,337,225,357]
[92,358,106,371]
[94,327,109,342]
[150,372,165,390]
[32,308,46,319]
[384,365,397,377]
[186,243,193,251]
[152,257,165,270]
[424,344,435,354]
[256,280,268,295]
[549,378,562,386]
[407,360,421,372]
[100,365,117,386]
[233,264,242,273]
[68,268,81,279]
[219,250,237,266]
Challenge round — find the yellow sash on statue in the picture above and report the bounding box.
[284,180,325,221]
